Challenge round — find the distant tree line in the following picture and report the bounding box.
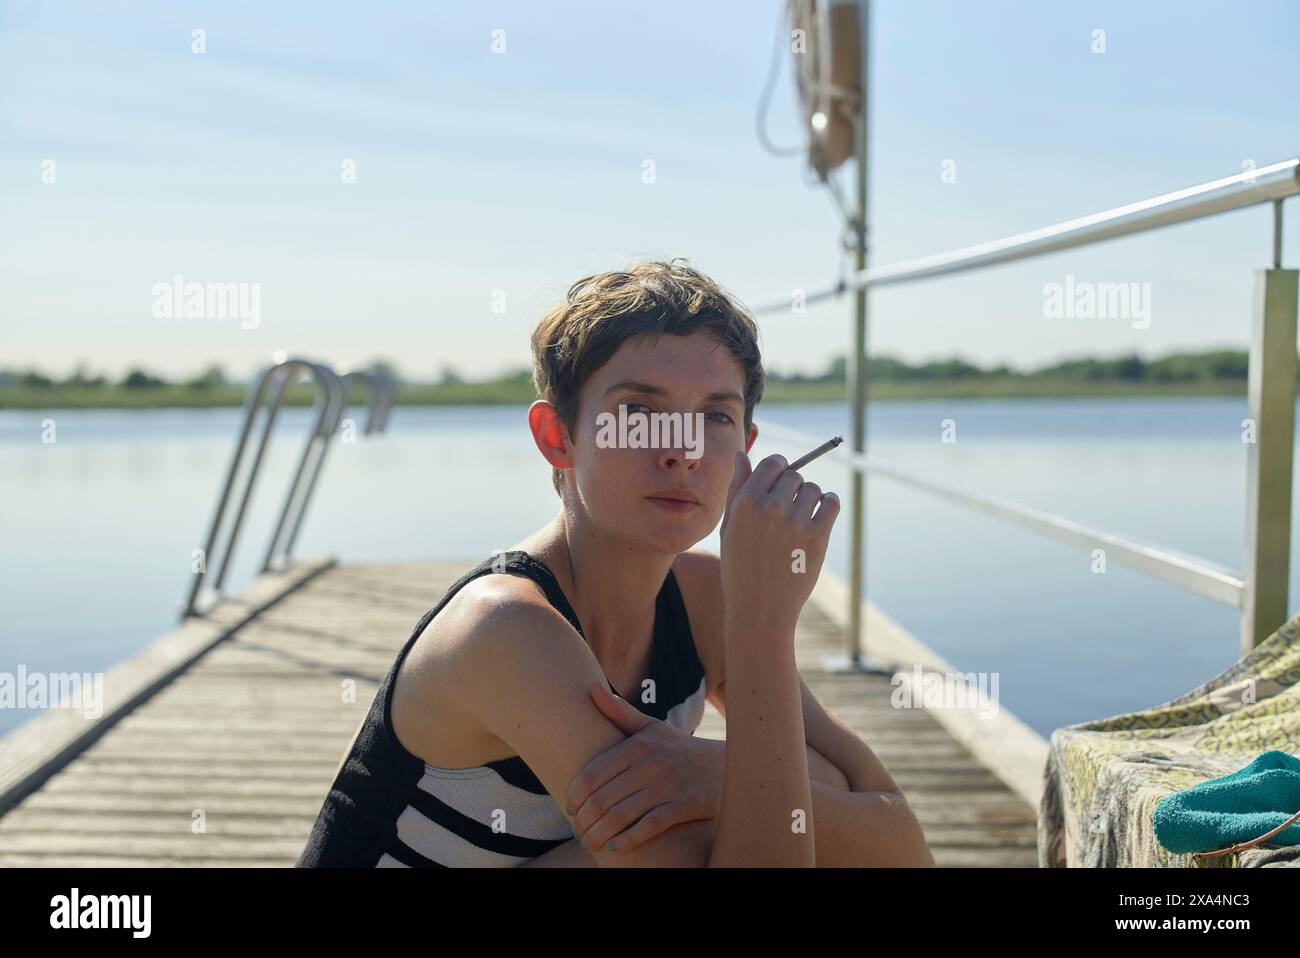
[0,360,402,390]
[0,349,1272,391]
[0,363,229,390]
[768,349,1256,384]
[321,351,1263,387]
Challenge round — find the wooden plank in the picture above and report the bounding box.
[48,761,346,780]
[0,855,286,868]
[11,793,324,817]
[916,828,1039,848]
[931,847,1039,867]
[0,833,308,858]
[74,741,354,761]
[0,556,335,815]
[0,810,313,838]
[32,776,331,798]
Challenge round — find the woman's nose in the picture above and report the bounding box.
[658,446,702,471]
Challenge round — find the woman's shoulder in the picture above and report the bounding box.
[403,571,571,689]
[670,548,725,696]
[672,546,721,579]
[391,572,577,767]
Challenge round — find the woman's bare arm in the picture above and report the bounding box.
[530,742,845,867]
[707,607,815,867]
[447,583,711,867]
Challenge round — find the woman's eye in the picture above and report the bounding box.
[620,403,731,424]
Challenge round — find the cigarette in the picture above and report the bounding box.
[786,435,844,471]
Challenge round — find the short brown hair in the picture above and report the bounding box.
[531,258,765,497]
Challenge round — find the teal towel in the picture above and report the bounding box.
[1153,750,1300,854]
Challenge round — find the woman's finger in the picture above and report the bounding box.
[771,466,803,503]
[812,490,840,531]
[749,453,789,495]
[792,481,822,520]
[589,682,649,734]
[603,803,688,853]
[577,789,658,853]
[565,737,634,816]
[721,450,753,540]
[571,765,642,837]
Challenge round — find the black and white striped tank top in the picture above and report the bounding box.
[296,549,709,867]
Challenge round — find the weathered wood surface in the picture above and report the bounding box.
[0,560,1039,867]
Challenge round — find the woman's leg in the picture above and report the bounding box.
[806,742,851,791]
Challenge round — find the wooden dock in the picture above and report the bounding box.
[0,558,1040,867]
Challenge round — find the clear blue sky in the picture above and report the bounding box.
[2,0,1298,382]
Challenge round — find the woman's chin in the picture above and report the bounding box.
[665,531,709,554]
[631,522,703,556]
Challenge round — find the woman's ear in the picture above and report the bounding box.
[528,400,574,471]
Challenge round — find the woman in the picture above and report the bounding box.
[297,259,933,867]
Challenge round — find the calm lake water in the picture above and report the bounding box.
[2,398,1296,741]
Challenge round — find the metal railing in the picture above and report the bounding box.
[753,158,1300,659]
[181,357,396,619]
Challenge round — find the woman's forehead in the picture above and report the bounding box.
[595,331,744,390]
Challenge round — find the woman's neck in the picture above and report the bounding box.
[520,514,673,673]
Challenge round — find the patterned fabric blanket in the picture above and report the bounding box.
[1038,610,1300,867]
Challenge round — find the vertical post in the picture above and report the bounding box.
[1242,236,1297,652]
[845,0,870,667]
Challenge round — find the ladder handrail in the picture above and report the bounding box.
[183,358,338,617]
[211,359,343,596]
[182,358,393,619]
[358,367,397,433]
[256,366,348,577]
[263,368,395,571]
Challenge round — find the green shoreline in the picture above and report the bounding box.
[0,378,1253,410]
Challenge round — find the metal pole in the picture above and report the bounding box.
[1274,199,1284,269]
[1242,202,1297,651]
[846,0,867,668]
[832,0,889,674]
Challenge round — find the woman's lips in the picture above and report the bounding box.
[645,496,700,513]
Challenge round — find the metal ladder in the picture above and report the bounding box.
[181,357,396,619]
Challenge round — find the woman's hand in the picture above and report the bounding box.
[719,451,840,646]
[563,683,724,854]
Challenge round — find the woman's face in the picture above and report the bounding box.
[531,329,758,555]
